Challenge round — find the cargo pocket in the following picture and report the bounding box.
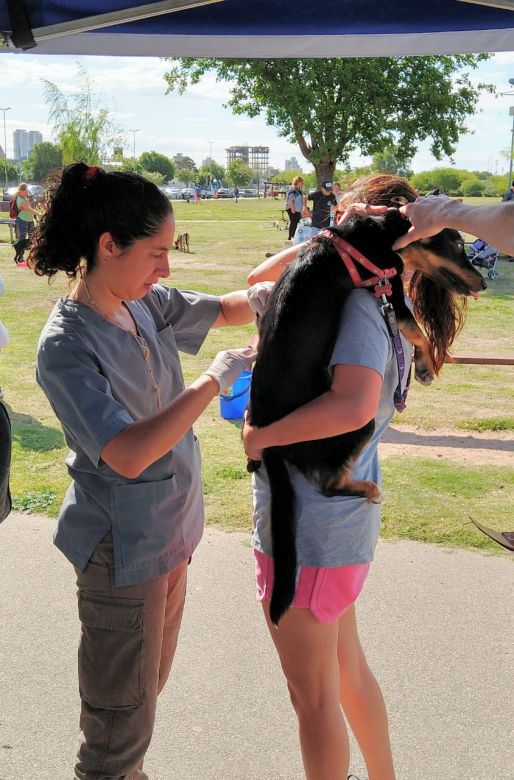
[78,594,144,709]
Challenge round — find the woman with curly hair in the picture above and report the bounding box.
[31,162,270,779]
[244,173,475,780]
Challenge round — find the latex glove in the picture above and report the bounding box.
[204,347,257,392]
[246,281,275,317]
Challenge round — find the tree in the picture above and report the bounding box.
[43,64,125,166]
[371,145,413,179]
[1,159,22,185]
[164,56,493,186]
[411,167,465,195]
[140,169,165,186]
[460,177,485,197]
[197,160,225,187]
[226,159,254,187]
[173,154,197,185]
[139,151,175,181]
[21,142,62,182]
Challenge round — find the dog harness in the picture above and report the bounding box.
[320,230,410,412]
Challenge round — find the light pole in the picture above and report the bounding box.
[0,107,11,191]
[500,79,514,190]
[128,128,140,162]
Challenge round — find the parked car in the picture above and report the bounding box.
[163,186,181,199]
[215,188,232,198]
[4,183,44,200]
[241,188,258,198]
[181,188,196,200]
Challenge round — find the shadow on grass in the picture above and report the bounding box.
[383,426,514,453]
[5,404,64,452]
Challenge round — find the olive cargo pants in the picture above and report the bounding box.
[74,534,188,779]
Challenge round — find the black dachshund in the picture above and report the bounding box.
[247,208,485,625]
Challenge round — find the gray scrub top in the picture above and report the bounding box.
[37,284,220,586]
[251,289,414,568]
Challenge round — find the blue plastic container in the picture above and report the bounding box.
[219,369,252,420]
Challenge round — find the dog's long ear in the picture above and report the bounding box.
[426,188,440,196]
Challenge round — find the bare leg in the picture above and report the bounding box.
[262,601,350,780]
[337,605,396,780]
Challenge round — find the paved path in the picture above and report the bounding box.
[0,513,512,780]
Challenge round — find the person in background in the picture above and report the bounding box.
[285,176,304,240]
[12,183,39,265]
[31,162,273,780]
[234,186,239,203]
[303,181,337,233]
[333,181,345,205]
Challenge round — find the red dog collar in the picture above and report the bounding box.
[320,230,397,297]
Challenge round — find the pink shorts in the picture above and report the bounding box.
[254,549,370,624]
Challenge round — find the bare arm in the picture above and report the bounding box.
[101,375,219,478]
[393,196,514,255]
[247,243,307,284]
[243,364,382,459]
[101,342,256,478]
[212,290,255,327]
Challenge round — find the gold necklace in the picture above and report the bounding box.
[80,277,137,336]
[79,277,162,409]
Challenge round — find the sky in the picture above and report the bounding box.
[1,51,514,176]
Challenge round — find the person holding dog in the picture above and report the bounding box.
[244,174,473,780]
[30,162,272,780]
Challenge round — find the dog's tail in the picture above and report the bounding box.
[263,448,297,625]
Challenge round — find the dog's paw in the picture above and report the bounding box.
[365,482,382,504]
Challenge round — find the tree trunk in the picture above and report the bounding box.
[314,160,336,188]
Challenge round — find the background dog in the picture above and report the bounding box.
[174,232,190,252]
[247,209,485,624]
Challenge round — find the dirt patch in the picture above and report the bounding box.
[379,424,514,466]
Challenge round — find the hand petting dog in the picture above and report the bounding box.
[392,194,453,250]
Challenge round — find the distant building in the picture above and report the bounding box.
[13,129,43,160]
[202,156,216,167]
[226,145,269,177]
[285,157,302,172]
[0,145,5,160]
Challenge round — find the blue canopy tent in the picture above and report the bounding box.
[1,0,514,57]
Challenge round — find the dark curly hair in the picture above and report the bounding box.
[29,162,173,279]
[339,173,466,371]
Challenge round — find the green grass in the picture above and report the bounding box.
[0,197,513,551]
[381,458,514,552]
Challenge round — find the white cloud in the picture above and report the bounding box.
[186,75,233,102]
[492,52,514,66]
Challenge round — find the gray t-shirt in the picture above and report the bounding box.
[37,285,220,586]
[251,288,414,567]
